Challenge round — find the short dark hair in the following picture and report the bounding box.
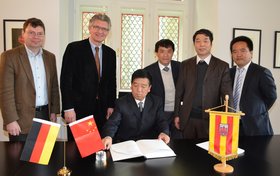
[193,29,213,43]
[23,18,45,33]
[230,36,253,52]
[155,39,175,52]
[131,69,152,86]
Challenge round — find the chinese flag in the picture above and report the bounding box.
[69,115,104,158]
[20,118,60,165]
[209,112,240,158]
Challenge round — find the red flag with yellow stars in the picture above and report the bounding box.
[69,115,104,158]
[209,111,240,161]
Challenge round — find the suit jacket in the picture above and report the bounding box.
[60,39,116,121]
[174,55,233,130]
[144,60,181,110]
[102,93,169,141]
[0,45,60,134]
[230,63,277,136]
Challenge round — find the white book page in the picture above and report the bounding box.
[196,141,245,155]
[110,140,143,161]
[136,139,176,159]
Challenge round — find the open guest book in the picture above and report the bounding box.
[110,139,176,162]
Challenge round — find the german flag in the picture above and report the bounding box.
[20,118,60,165]
[209,111,240,160]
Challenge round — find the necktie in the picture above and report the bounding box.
[198,60,206,65]
[163,66,169,72]
[95,47,100,80]
[233,68,245,109]
[138,102,143,112]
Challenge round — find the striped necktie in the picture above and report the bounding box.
[233,68,245,110]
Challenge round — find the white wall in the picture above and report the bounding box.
[0,0,61,140]
[0,0,279,140]
[216,0,280,134]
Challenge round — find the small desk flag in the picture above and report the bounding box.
[69,115,104,158]
[20,118,61,165]
[209,112,240,161]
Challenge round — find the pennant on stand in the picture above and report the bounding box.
[209,112,240,161]
[20,118,60,165]
[69,115,104,158]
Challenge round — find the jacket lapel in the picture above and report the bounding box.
[204,56,216,82]
[127,94,142,119]
[42,51,50,92]
[241,63,254,98]
[155,63,164,89]
[18,46,35,90]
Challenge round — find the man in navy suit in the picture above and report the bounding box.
[60,14,116,138]
[145,39,182,139]
[230,36,277,136]
[102,69,170,149]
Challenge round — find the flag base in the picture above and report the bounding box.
[214,163,234,174]
[57,166,72,176]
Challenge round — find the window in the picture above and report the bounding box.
[77,0,187,92]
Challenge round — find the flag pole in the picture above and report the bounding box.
[57,123,71,176]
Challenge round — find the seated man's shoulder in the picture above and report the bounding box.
[147,93,162,104]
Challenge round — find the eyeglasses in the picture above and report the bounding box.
[26,31,45,37]
[92,25,109,32]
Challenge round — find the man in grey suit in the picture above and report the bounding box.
[145,39,182,139]
[230,36,277,136]
[0,18,60,141]
[174,29,233,139]
[102,69,170,149]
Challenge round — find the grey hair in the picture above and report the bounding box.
[89,13,111,30]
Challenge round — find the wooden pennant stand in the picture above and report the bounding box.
[205,95,245,174]
[213,157,234,174]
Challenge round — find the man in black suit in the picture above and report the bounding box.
[230,36,277,136]
[60,14,116,137]
[145,39,181,139]
[102,69,170,149]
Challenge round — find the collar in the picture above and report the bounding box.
[89,38,102,49]
[24,44,43,57]
[158,62,171,70]
[196,54,211,65]
[236,61,251,71]
[135,98,146,106]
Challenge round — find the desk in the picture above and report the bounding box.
[0,135,279,176]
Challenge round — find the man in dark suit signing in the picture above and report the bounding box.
[102,69,170,149]
[0,18,60,141]
[60,14,116,138]
[230,36,277,136]
[174,29,233,139]
[145,39,181,139]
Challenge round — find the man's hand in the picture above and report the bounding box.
[50,113,57,122]
[6,121,21,136]
[106,108,114,119]
[158,132,170,144]
[102,136,112,150]
[64,110,76,123]
[174,116,180,129]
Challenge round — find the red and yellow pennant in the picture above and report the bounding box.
[209,111,240,161]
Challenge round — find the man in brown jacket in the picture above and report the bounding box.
[0,18,60,141]
[174,29,233,139]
